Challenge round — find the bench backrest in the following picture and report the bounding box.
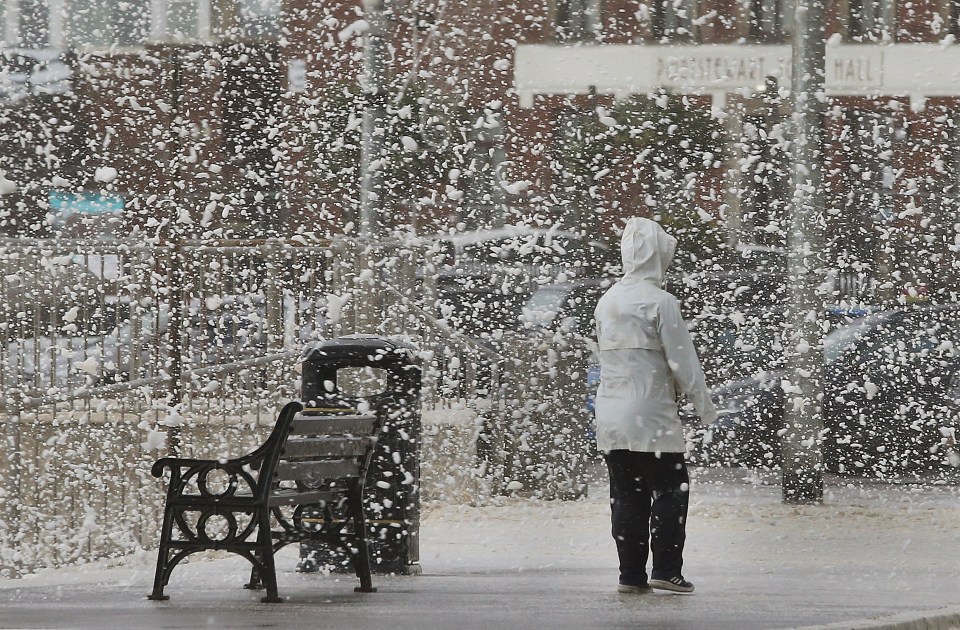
[256,401,383,504]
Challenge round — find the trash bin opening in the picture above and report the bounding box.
[332,366,389,398]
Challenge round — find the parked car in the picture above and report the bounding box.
[424,227,616,339]
[515,278,611,337]
[508,279,611,446]
[1,252,108,341]
[4,297,266,395]
[690,307,787,387]
[696,304,960,476]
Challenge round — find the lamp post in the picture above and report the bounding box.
[782,0,826,504]
[360,0,388,238]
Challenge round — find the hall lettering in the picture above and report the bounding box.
[833,57,874,83]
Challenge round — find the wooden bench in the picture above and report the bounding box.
[148,400,383,603]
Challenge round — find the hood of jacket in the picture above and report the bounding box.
[620,217,677,285]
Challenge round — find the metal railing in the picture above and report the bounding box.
[0,236,514,577]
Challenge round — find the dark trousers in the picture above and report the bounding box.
[603,450,690,585]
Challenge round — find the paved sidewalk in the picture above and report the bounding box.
[1,468,958,630]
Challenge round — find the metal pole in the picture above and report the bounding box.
[722,95,746,249]
[1,391,23,578]
[782,0,826,504]
[360,0,388,238]
[263,238,284,351]
[166,243,185,456]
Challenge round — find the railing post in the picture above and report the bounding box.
[356,240,380,335]
[327,239,353,338]
[263,238,284,352]
[328,238,381,337]
[1,389,23,578]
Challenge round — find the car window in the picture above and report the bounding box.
[823,312,894,364]
[520,284,604,334]
[893,311,960,360]
[521,286,568,328]
[557,286,603,335]
[695,311,784,383]
[839,309,960,371]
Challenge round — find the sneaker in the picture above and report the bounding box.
[649,576,695,593]
[617,582,652,594]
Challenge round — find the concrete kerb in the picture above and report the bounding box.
[791,606,960,630]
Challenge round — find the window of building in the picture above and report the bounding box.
[651,0,696,40]
[58,0,225,47]
[3,0,53,48]
[846,0,894,41]
[18,0,51,47]
[236,0,280,39]
[458,119,507,231]
[555,0,601,41]
[949,0,960,39]
[749,0,793,41]
[840,108,896,220]
[934,109,960,203]
[168,0,208,40]
[65,0,151,47]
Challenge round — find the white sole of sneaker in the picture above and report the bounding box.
[617,584,652,594]
[648,579,695,593]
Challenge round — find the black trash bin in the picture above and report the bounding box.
[298,335,423,575]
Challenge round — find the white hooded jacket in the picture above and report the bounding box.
[593,217,717,453]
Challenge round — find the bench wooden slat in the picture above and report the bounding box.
[275,459,361,481]
[267,488,346,507]
[282,437,370,459]
[290,415,377,435]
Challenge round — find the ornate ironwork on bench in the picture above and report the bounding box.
[148,400,383,603]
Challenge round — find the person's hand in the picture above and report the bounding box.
[700,401,718,425]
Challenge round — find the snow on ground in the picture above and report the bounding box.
[421,465,960,577]
[1,465,959,629]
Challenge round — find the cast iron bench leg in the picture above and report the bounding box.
[350,488,377,593]
[147,506,175,601]
[257,511,283,603]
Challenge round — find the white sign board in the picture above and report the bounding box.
[654,50,789,89]
[827,47,883,89]
[515,43,960,107]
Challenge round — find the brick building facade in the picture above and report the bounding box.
[274,0,960,297]
[2,0,960,295]
[1,0,284,238]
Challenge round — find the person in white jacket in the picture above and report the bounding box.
[594,217,718,595]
